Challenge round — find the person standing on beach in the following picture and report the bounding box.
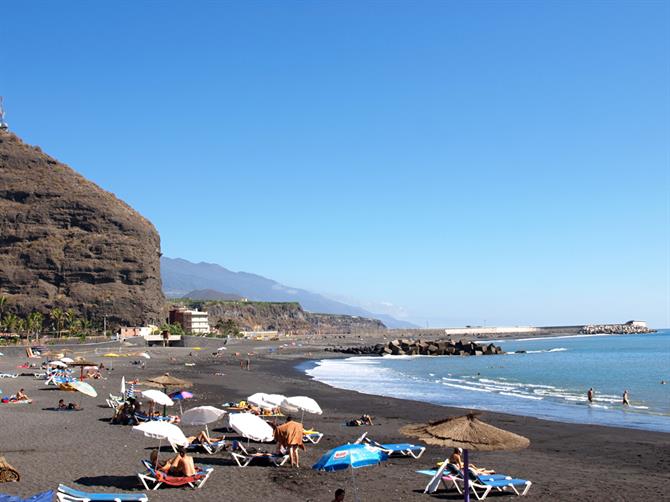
[623,390,630,406]
[587,388,594,403]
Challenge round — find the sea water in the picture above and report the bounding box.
[304,330,670,432]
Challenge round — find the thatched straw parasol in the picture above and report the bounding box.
[401,413,530,501]
[146,374,192,388]
[68,360,98,380]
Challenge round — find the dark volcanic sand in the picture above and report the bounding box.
[0,335,668,501]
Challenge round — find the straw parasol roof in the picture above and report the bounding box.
[400,413,530,452]
[146,374,192,388]
[68,360,97,367]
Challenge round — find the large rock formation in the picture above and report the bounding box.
[0,131,164,326]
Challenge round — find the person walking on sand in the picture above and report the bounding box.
[587,388,594,403]
[623,390,630,406]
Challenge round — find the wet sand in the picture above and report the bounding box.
[0,335,668,501]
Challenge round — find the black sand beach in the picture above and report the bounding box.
[0,335,668,501]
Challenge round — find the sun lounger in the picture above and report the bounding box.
[363,437,425,458]
[0,373,18,379]
[419,462,532,499]
[138,460,213,490]
[57,484,147,502]
[169,438,227,455]
[229,442,289,467]
[302,429,324,444]
[134,412,178,423]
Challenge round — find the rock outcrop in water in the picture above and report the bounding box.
[0,131,164,326]
[327,338,505,356]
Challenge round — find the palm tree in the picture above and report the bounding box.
[15,318,26,339]
[0,296,7,318]
[64,309,77,336]
[27,312,44,342]
[1,313,18,334]
[50,308,64,338]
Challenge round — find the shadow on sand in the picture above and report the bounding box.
[74,475,143,491]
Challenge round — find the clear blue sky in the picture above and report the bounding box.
[2,2,668,327]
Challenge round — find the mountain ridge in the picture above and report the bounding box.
[161,256,416,328]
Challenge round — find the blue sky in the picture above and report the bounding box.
[2,2,668,327]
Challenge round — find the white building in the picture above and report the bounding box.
[170,308,210,334]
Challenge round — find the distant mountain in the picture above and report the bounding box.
[182,289,247,301]
[161,257,417,328]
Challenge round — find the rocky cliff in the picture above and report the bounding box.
[172,299,386,334]
[0,131,164,326]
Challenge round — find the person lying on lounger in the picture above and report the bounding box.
[160,446,196,476]
[448,447,495,475]
[186,430,226,446]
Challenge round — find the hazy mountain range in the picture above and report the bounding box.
[161,257,416,328]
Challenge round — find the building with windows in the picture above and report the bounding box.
[169,307,210,334]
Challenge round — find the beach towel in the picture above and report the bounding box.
[0,491,53,502]
[0,457,20,483]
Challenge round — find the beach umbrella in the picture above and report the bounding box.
[401,413,530,502]
[169,390,194,415]
[133,421,188,447]
[141,389,174,407]
[247,393,276,410]
[70,380,97,398]
[139,352,151,359]
[181,405,226,435]
[46,360,67,368]
[147,374,192,388]
[146,375,190,415]
[264,394,287,407]
[120,376,126,396]
[313,443,388,471]
[281,396,322,423]
[228,412,274,442]
[313,443,388,502]
[68,360,98,380]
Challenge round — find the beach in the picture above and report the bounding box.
[0,335,668,501]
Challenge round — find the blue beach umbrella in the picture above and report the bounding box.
[0,491,54,502]
[313,444,388,502]
[313,443,388,471]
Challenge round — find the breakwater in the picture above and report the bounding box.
[326,338,505,356]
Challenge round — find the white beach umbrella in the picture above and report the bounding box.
[264,394,287,407]
[181,406,226,435]
[133,421,188,447]
[70,380,97,398]
[121,376,126,396]
[141,389,174,407]
[281,396,322,416]
[247,392,276,410]
[60,357,74,364]
[47,360,67,368]
[139,352,151,359]
[228,412,274,442]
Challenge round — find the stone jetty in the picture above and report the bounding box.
[579,324,655,335]
[326,338,505,357]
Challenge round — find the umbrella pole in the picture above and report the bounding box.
[351,463,360,502]
[463,449,470,502]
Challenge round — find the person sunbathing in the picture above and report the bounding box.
[160,446,196,477]
[186,430,225,446]
[57,399,80,410]
[14,388,30,401]
[346,414,374,426]
[448,448,495,475]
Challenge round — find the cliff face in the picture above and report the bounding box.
[173,300,386,334]
[0,131,164,326]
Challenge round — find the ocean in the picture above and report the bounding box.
[304,330,670,433]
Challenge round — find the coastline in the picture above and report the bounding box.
[0,335,667,501]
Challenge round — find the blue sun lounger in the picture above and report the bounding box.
[418,462,532,499]
[56,484,148,502]
[363,437,426,458]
